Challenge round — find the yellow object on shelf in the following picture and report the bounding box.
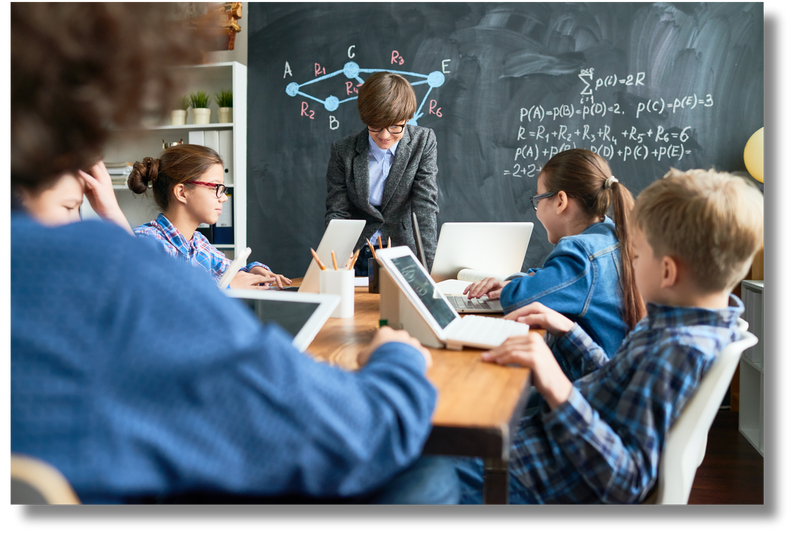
[744,127,763,183]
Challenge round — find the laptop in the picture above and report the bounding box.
[376,246,529,350]
[298,219,366,293]
[429,222,534,282]
[414,220,524,313]
[225,289,340,352]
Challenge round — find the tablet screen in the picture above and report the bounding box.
[239,298,322,338]
[388,255,458,330]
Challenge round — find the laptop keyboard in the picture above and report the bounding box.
[445,314,529,349]
[446,295,495,310]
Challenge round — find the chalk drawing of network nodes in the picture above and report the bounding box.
[285,61,445,124]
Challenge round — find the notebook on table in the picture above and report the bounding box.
[225,289,340,352]
[298,219,366,293]
[375,246,529,350]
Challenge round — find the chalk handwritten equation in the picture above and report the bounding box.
[504,68,714,178]
[284,48,448,130]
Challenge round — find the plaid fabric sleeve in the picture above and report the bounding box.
[133,226,181,260]
[244,261,270,272]
[552,322,611,375]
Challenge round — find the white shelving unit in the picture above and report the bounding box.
[82,61,247,258]
[739,280,764,457]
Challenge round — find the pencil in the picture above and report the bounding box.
[387,237,391,248]
[378,236,383,249]
[331,250,338,270]
[348,248,361,270]
[367,239,377,259]
[310,248,326,270]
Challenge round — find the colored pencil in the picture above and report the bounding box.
[331,250,338,270]
[310,248,326,270]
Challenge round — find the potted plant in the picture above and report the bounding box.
[170,95,190,126]
[215,90,233,123]
[189,91,211,125]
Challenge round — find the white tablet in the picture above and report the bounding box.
[225,289,340,352]
[218,247,252,289]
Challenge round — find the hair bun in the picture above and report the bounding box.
[128,156,160,194]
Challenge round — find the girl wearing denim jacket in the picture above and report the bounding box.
[465,149,644,381]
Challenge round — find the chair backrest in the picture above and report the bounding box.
[11,454,81,504]
[655,323,757,504]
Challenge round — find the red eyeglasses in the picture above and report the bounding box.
[185,181,228,198]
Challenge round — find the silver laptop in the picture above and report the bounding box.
[429,222,534,282]
[297,219,366,293]
[376,246,529,350]
[225,289,340,352]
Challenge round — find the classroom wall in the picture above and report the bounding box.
[246,2,764,277]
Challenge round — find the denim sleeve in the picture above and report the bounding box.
[500,239,592,315]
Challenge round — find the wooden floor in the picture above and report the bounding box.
[688,409,764,504]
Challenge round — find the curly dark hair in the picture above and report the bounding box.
[11,3,204,191]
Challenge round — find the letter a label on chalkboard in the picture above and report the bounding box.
[283,62,292,78]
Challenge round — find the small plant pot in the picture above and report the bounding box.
[191,108,211,125]
[169,109,187,125]
[217,107,233,123]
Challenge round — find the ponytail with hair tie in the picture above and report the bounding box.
[604,175,619,189]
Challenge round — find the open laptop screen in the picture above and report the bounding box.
[387,255,458,330]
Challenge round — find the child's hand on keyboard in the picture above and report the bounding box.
[464,277,509,299]
[481,332,572,409]
[504,302,574,336]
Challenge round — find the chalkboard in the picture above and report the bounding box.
[247,2,763,277]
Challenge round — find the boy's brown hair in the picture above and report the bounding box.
[357,72,417,128]
[631,168,764,292]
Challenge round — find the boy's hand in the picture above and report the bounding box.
[481,332,572,409]
[464,277,509,299]
[504,302,574,336]
[357,326,432,370]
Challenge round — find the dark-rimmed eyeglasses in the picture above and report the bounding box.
[186,180,228,198]
[367,124,406,134]
[530,191,556,211]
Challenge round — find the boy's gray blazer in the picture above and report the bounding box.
[325,124,439,265]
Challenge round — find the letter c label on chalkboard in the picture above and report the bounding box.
[348,45,355,58]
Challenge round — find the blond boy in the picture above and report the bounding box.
[453,169,763,504]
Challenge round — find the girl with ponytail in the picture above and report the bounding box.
[128,144,290,290]
[465,148,644,380]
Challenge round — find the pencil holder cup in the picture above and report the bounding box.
[319,269,355,318]
[368,258,380,294]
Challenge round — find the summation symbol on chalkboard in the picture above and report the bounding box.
[285,61,445,125]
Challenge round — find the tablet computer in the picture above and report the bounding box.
[218,247,252,289]
[225,289,340,351]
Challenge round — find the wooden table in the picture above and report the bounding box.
[305,284,533,504]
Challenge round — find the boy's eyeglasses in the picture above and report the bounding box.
[367,124,406,134]
[186,180,228,198]
[530,191,556,211]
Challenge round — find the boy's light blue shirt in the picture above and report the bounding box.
[366,135,398,244]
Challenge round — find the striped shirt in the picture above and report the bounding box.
[134,213,268,285]
[509,295,744,503]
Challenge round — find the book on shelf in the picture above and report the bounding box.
[197,223,215,244]
[213,188,234,244]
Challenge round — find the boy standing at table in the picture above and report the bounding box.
[454,168,763,504]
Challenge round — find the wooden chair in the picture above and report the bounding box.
[646,319,757,504]
[11,454,80,504]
